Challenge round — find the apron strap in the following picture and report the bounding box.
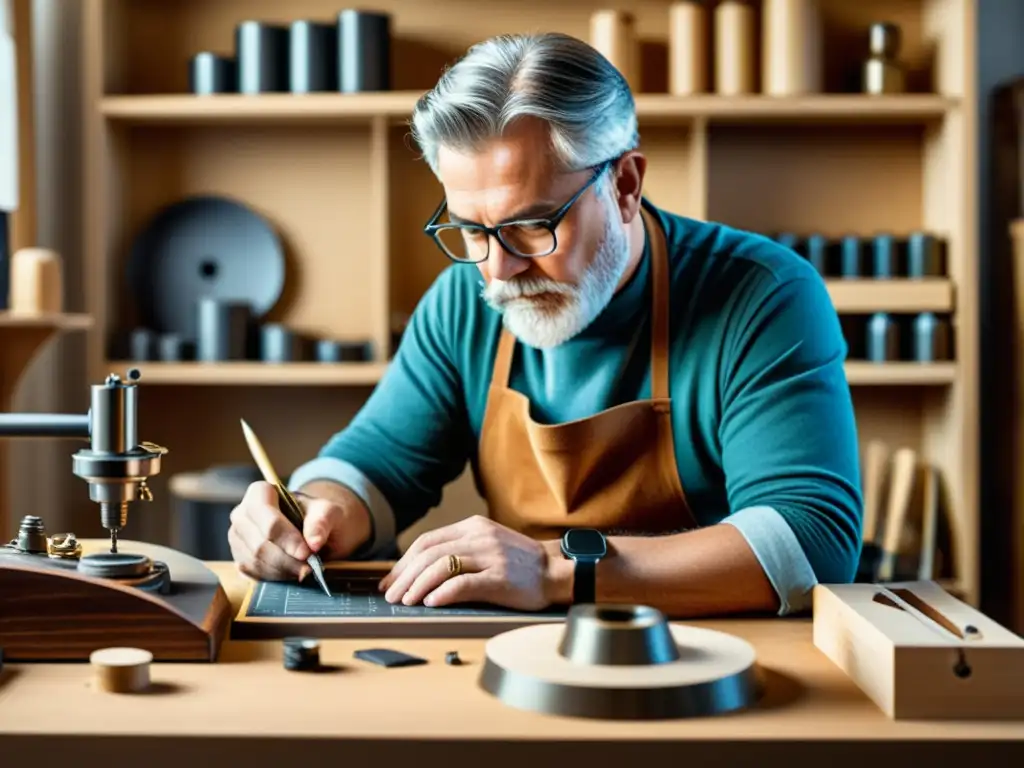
[643,207,671,400]
[491,205,671,395]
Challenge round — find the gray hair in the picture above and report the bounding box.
[409,33,639,177]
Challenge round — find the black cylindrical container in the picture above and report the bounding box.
[159,334,195,361]
[236,21,289,94]
[840,236,862,278]
[907,232,943,277]
[913,312,951,361]
[261,323,301,362]
[337,10,391,92]
[197,299,251,361]
[290,21,338,92]
[315,339,372,362]
[130,328,157,361]
[189,52,237,94]
[866,312,900,362]
[805,234,828,276]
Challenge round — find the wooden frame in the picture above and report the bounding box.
[79,1,980,606]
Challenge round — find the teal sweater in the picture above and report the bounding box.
[289,200,864,614]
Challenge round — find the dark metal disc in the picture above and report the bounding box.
[126,195,285,337]
[78,552,153,579]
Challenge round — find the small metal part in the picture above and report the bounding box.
[47,532,83,560]
[445,651,462,666]
[15,515,47,553]
[871,233,898,278]
[864,22,905,95]
[965,624,979,635]
[840,236,863,278]
[907,232,943,277]
[283,637,321,671]
[77,552,153,579]
[913,312,951,362]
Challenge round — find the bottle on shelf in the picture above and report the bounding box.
[668,1,707,95]
[714,0,755,95]
[761,0,823,95]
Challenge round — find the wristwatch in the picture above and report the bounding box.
[560,528,607,605]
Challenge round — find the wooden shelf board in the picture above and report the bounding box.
[99,93,957,126]
[0,312,92,330]
[107,361,389,386]
[825,278,954,313]
[108,359,953,387]
[843,361,956,385]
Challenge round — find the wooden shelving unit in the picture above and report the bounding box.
[81,0,979,604]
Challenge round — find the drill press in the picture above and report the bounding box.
[0,368,232,661]
[0,367,166,554]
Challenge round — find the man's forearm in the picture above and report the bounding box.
[544,524,780,617]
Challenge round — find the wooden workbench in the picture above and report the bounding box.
[1,563,1022,767]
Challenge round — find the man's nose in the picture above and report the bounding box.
[487,237,531,282]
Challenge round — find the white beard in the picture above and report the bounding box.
[481,198,632,349]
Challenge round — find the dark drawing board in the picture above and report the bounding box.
[231,565,566,640]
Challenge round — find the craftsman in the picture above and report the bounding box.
[227,32,863,618]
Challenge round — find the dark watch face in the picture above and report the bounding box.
[563,528,607,557]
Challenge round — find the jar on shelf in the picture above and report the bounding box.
[590,10,640,92]
[761,0,823,95]
[668,1,707,95]
[714,0,755,95]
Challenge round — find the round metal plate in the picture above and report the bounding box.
[78,552,153,579]
[126,195,285,336]
[478,619,761,720]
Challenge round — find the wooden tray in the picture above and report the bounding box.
[813,580,1024,719]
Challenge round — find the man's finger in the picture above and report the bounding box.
[400,553,481,606]
[232,512,304,580]
[301,498,338,553]
[422,572,491,607]
[383,540,469,603]
[242,480,278,507]
[247,497,311,562]
[380,523,467,590]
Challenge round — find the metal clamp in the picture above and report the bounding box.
[47,532,83,560]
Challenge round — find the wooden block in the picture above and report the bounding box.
[90,647,152,693]
[813,581,1024,719]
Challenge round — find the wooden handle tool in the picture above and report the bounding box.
[240,419,332,597]
[875,447,918,582]
[917,464,939,580]
[861,439,889,544]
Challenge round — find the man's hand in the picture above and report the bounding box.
[227,480,372,582]
[377,515,567,611]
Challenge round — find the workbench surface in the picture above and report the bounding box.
[1,562,1022,766]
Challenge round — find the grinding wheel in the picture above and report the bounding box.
[126,195,285,337]
[479,605,760,720]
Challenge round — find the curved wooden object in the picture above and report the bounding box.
[0,540,231,662]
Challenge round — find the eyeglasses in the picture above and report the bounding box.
[423,160,613,264]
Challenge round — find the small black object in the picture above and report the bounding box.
[965,625,979,635]
[354,648,427,668]
[871,233,897,278]
[866,312,900,362]
[907,232,943,277]
[805,234,828,276]
[283,637,321,672]
[840,236,863,278]
[197,298,251,361]
[260,323,301,362]
[290,21,338,92]
[445,651,462,666]
[338,10,391,92]
[129,328,158,361]
[189,52,237,94]
[236,21,289,93]
[158,333,194,362]
[913,312,951,362]
[0,210,9,310]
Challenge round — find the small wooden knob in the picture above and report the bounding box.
[90,647,153,693]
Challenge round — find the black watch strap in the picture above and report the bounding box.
[572,558,596,604]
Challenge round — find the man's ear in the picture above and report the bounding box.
[612,151,647,223]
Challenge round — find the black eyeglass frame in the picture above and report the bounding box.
[423,159,614,264]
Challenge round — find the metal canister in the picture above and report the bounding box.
[866,312,900,362]
[840,236,863,278]
[871,233,897,278]
[913,312,951,361]
[907,233,943,277]
[805,234,828,276]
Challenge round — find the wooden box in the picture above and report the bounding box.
[813,580,1024,720]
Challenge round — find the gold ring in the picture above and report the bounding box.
[447,554,462,577]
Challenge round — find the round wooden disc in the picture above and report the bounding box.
[90,647,153,693]
[479,623,760,719]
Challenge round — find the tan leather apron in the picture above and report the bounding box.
[476,207,699,539]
